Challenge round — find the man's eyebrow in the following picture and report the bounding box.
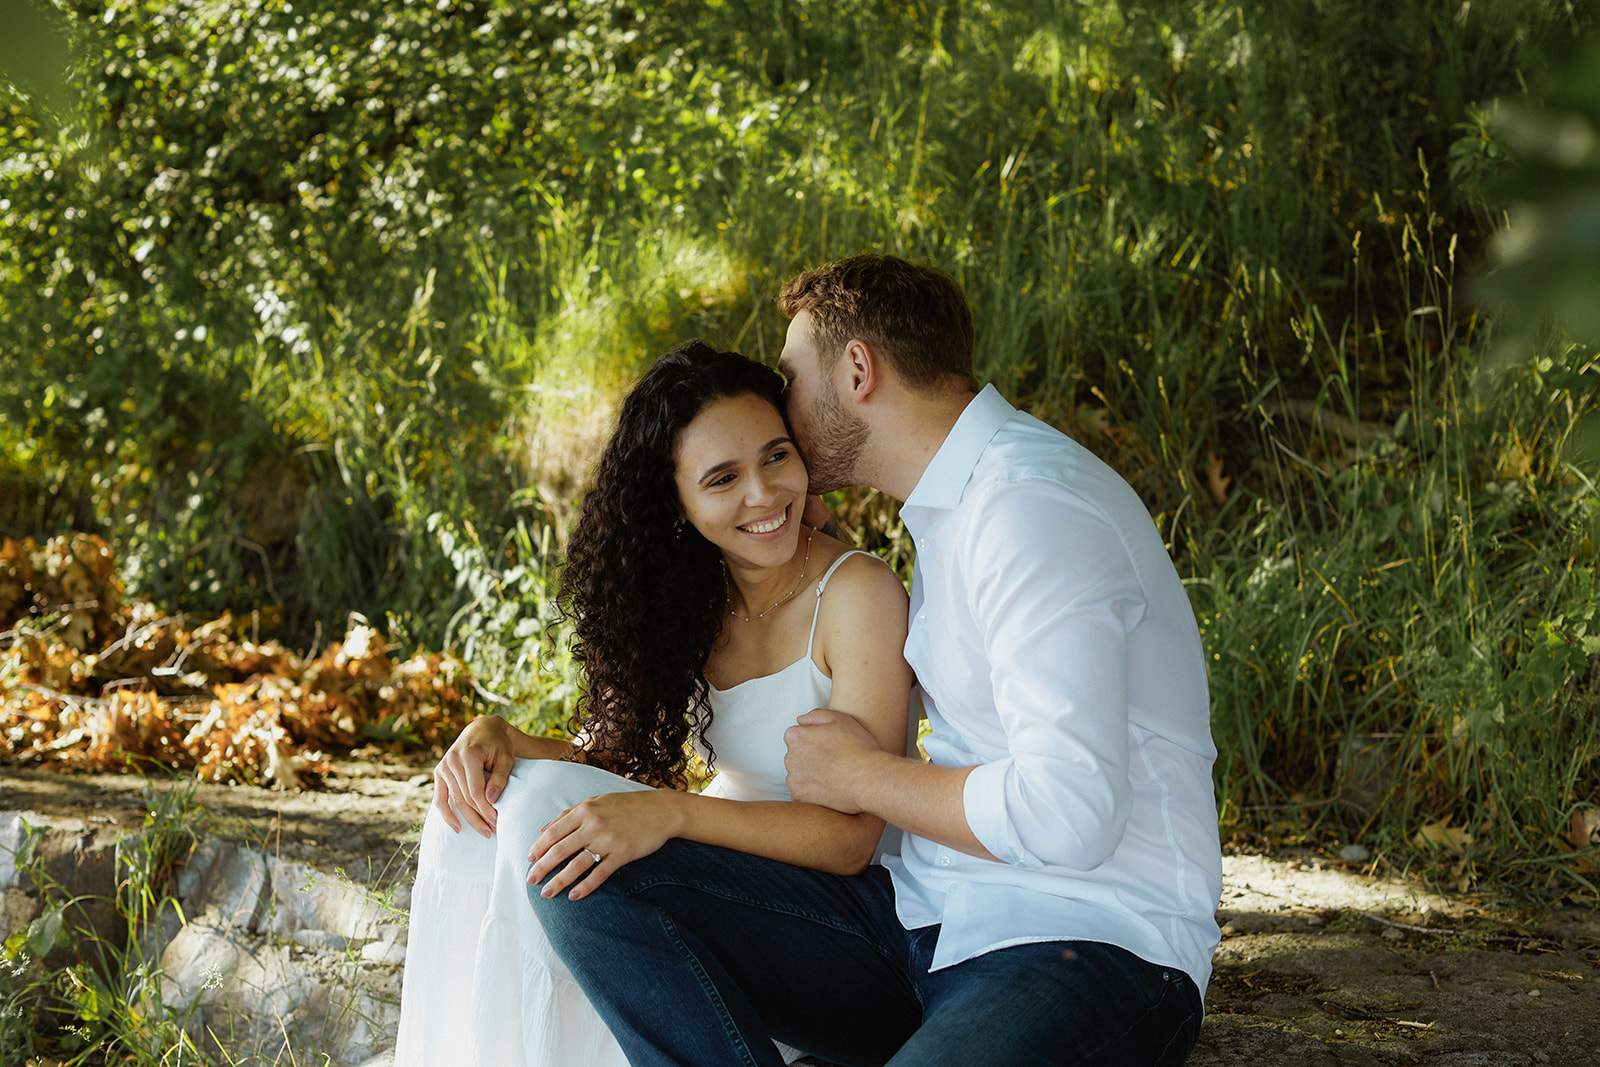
[698,436,793,482]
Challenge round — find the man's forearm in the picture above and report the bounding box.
[847,750,1000,862]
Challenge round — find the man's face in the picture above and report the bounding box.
[778,310,869,495]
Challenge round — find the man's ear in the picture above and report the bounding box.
[840,338,882,402]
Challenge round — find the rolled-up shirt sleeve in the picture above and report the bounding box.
[959,477,1148,871]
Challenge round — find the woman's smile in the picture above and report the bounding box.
[739,504,791,536]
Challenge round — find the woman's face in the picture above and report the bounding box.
[673,391,809,570]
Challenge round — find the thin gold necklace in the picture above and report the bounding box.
[728,526,814,622]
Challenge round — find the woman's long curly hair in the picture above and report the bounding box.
[557,340,789,789]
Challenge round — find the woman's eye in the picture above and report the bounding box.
[766,449,789,464]
[709,473,736,487]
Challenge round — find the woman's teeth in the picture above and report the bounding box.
[741,508,787,534]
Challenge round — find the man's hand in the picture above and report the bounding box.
[432,716,518,837]
[783,708,882,813]
[802,494,842,540]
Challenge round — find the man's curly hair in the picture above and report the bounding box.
[557,339,789,789]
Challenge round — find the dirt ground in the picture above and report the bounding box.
[4,758,1599,1066]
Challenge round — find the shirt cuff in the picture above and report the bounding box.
[962,758,1044,870]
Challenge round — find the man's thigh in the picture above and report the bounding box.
[895,934,1202,1067]
[533,840,922,1066]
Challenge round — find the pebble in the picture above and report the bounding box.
[1338,844,1371,863]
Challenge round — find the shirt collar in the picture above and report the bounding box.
[902,384,1014,513]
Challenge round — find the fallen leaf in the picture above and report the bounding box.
[1204,450,1232,503]
[1565,808,1600,851]
[1412,821,1473,853]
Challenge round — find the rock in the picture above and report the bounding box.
[361,937,406,964]
[0,813,32,890]
[157,916,402,1065]
[0,811,127,965]
[261,854,392,942]
[292,928,350,951]
[179,837,269,930]
[1337,843,1370,863]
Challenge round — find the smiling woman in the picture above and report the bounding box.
[673,392,812,618]
[395,339,918,1067]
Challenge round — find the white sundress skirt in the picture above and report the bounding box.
[395,758,647,1067]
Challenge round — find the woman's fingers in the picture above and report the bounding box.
[428,717,519,837]
[436,755,496,837]
[531,844,614,900]
[431,774,462,834]
[526,805,620,900]
[454,749,503,834]
[527,806,582,871]
[526,791,675,899]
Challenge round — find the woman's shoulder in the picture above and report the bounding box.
[813,541,908,610]
[810,540,910,669]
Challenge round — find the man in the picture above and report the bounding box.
[532,253,1221,1065]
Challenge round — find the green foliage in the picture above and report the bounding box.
[1,785,212,1065]
[1,0,1597,892]
[1475,31,1600,350]
[0,0,76,121]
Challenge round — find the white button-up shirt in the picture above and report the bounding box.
[881,386,1222,993]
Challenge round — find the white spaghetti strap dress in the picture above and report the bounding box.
[395,551,902,1065]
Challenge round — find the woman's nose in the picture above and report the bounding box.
[746,470,779,504]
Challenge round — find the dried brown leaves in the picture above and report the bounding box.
[1,534,473,787]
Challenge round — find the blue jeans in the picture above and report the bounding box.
[528,839,1202,1066]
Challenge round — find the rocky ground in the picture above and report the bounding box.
[4,758,1599,1066]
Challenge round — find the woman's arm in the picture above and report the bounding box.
[432,715,579,837]
[530,554,914,899]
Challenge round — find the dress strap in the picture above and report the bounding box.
[806,550,876,661]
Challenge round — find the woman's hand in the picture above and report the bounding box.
[527,789,686,901]
[432,716,520,837]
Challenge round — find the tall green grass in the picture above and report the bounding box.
[2,0,1596,895]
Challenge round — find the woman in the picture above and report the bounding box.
[395,340,915,1065]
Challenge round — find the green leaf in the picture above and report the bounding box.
[24,906,64,957]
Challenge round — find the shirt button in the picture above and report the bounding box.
[937,855,951,867]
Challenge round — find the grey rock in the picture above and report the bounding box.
[360,937,406,964]
[1337,843,1371,863]
[179,837,269,930]
[292,928,350,951]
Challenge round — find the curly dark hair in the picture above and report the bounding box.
[557,339,789,789]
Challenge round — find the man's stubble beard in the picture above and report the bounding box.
[800,376,870,496]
